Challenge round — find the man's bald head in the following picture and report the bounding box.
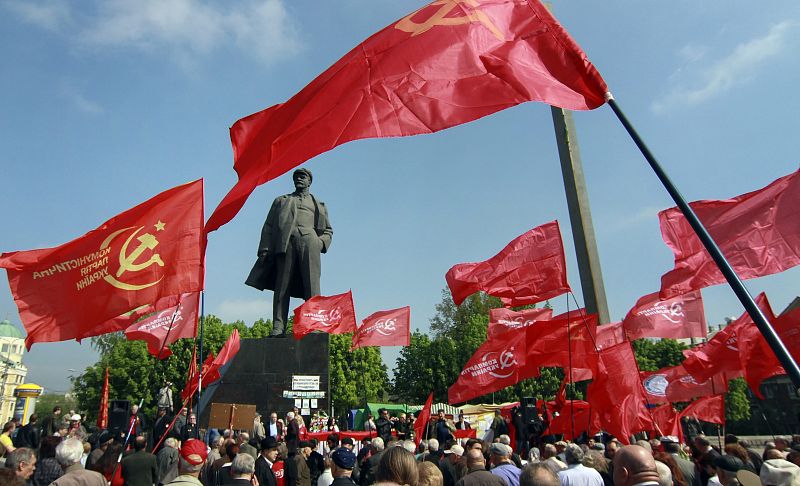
[613,445,660,486]
[466,449,485,468]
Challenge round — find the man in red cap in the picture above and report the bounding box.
[165,439,208,486]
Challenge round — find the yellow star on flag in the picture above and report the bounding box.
[154,221,166,231]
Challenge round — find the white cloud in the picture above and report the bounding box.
[3,0,301,67]
[215,297,272,325]
[652,21,796,113]
[60,84,105,114]
[78,0,301,66]
[2,0,71,31]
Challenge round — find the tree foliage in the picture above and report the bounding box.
[631,338,688,371]
[725,377,751,422]
[329,333,390,416]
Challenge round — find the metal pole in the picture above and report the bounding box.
[606,95,800,389]
[551,107,611,324]
[198,291,205,399]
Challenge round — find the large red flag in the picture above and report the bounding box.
[680,395,725,425]
[448,326,537,404]
[596,321,625,350]
[181,329,241,401]
[0,180,205,349]
[122,292,200,359]
[292,291,357,339]
[446,221,570,306]
[681,293,772,383]
[205,1,608,233]
[414,393,434,445]
[487,307,553,338]
[587,341,654,444]
[97,367,109,429]
[659,170,800,299]
[623,290,707,340]
[351,306,410,349]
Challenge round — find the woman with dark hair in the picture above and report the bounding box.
[376,446,419,486]
[653,452,688,486]
[723,444,757,473]
[32,435,63,486]
[90,442,125,486]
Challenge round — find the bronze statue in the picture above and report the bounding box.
[245,168,333,337]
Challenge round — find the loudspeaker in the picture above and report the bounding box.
[109,399,130,434]
[523,396,539,425]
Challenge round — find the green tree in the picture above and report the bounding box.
[632,338,688,371]
[328,334,390,415]
[725,377,751,422]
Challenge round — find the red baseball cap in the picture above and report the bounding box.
[181,439,208,465]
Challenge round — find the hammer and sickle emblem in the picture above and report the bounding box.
[498,347,517,370]
[395,0,506,41]
[100,226,165,291]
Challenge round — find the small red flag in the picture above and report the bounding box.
[587,341,654,444]
[623,290,707,340]
[0,180,205,349]
[523,313,600,374]
[351,306,410,350]
[682,293,773,383]
[733,294,784,399]
[659,170,800,299]
[97,367,109,429]
[446,221,570,307]
[544,400,593,441]
[181,329,240,401]
[680,395,725,425]
[650,403,682,440]
[640,364,729,404]
[205,1,608,233]
[448,326,537,404]
[292,291,357,339]
[414,393,434,445]
[121,292,200,359]
[487,307,553,338]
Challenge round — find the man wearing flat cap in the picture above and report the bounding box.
[331,448,358,486]
[247,168,333,337]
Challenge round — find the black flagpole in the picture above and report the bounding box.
[605,93,800,389]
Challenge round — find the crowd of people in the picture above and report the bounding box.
[3,403,800,486]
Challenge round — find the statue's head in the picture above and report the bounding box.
[293,168,312,190]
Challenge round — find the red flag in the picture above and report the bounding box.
[351,306,410,350]
[97,367,109,429]
[524,313,600,374]
[587,341,654,444]
[487,307,553,338]
[0,180,205,349]
[414,393,434,445]
[596,321,625,350]
[623,290,707,340]
[446,221,570,306]
[650,403,682,439]
[640,364,729,404]
[205,1,608,233]
[659,170,800,299]
[680,395,725,425]
[545,400,593,440]
[181,329,241,401]
[682,293,772,383]
[448,326,537,404]
[122,292,200,359]
[292,291,357,339]
[734,294,784,399]
[182,352,215,402]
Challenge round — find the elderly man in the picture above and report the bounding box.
[520,463,560,486]
[612,445,660,486]
[360,437,385,486]
[557,444,603,486]
[122,435,159,486]
[440,444,465,486]
[5,447,36,481]
[267,412,282,439]
[331,448,358,486]
[166,439,207,486]
[51,438,106,486]
[225,454,257,486]
[158,437,181,485]
[247,168,333,338]
[239,432,258,460]
[541,444,567,473]
[288,440,313,486]
[456,449,507,486]
[491,443,522,486]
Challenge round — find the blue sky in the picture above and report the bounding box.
[2,0,799,394]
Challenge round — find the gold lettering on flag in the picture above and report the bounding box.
[395,0,506,41]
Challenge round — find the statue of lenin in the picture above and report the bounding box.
[245,168,333,337]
